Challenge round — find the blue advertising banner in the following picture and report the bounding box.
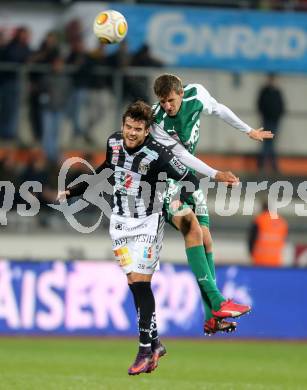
[0,260,306,339]
[108,4,307,72]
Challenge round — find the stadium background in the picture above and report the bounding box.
[0,1,307,388]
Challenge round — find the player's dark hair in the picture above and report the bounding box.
[122,100,154,129]
[153,74,183,98]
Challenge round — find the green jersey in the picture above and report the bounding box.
[152,84,217,155]
[151,82,251,228]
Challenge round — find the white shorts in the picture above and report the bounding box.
[109,213,165,275]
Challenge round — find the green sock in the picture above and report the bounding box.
[206,252,216,282]
[201,290,213,321]
[186,246,224,311]
[203,252,216,320]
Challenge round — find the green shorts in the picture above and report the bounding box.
[163,179,210,230]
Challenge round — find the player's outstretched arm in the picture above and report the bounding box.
[248,127,274,141]
[151,124,218,178]
[197,84,273,142]
[213,102,274,141]
[151,123,240,183]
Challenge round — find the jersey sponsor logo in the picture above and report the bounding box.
[111,143,120,165]
[112,237,128,246]
[185,120,200,148]
[135,234,156,244]
[169,157,187,175]
[114,223,148,232]
[143,247,153,259]
[109,139,121,147]
[113,247,132,267]
[138,162,149,175]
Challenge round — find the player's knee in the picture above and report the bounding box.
[128,272,152,283]
[202,228,213,252]
[180,214,202,240]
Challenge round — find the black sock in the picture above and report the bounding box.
[133,281,155,348]
[150,311,160,349]
[129,283,139,313]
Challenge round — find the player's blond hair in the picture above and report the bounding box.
[153,74,183,98]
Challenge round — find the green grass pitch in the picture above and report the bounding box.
[0,338,306,390]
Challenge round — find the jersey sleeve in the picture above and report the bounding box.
[195,83,252,133]
[212,103,252,133]
[151,123,217,178]
[150,123,178,149]
[193,83,219,115]
[193,84,251,133]
[159,151,199,194]
[171,143,217,179]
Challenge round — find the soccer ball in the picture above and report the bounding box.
[93,10,128,44]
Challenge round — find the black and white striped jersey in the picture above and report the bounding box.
[68,132,199,218]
